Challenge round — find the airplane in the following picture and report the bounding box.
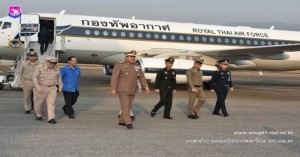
[1,10,300,88]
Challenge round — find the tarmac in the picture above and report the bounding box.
[0,65,299,157]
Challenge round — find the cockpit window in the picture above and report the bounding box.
[2,22,12,29]
[0,21,2,28]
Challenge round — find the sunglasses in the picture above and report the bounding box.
[49,62,57,65]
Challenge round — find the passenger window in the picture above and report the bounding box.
[2,22,12,29]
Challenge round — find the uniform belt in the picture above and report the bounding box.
[23,78,33,81]
[194,85,201,87]
[40,85,56,87]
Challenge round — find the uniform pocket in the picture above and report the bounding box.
[121,70,130,78]
[40,72,47,78]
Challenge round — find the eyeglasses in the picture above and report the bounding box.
[49,62,57,65]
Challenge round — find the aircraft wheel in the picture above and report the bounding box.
[6,75,14,82]
[0,83,4,90]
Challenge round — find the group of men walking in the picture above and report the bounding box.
[17,49,233,128]
[17,50,80,124]
[111,50,234,129]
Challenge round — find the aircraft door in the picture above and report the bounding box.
[20,14,40,42]
[0,21,14,46]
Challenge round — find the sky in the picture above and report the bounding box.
[1,0,300,26]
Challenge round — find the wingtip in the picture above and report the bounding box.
[59,10,66,14]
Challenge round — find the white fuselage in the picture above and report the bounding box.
[1,13,300,71]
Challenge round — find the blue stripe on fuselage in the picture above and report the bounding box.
[58,26,300,46]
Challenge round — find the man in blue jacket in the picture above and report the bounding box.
[61,56,81,119]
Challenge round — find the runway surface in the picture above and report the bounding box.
[0,65,299,157]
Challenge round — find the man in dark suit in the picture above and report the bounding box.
[210,59,234,117]
[151,57,177,119]
[38,27,52,55]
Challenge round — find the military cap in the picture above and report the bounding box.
[125,50,137,57]
[194,59,204,64]
[27,51,37,56]
[46,56,58,63]
[165,57,175,63]
[218,59,229,65]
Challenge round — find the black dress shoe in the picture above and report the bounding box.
[223,114,229,117]
[150,111,156,117]
[48,119,57,124]
[213,112,222,115]
[68,115,75,119]
[62,106,67,115]
[127,124,133,129]
[36,117,43,121]
[131,116,135,121]
[194,114,200,119]
[188,115,196,119]
[25,110,31,114]
[118,123,126,126]
[163,116,173,119]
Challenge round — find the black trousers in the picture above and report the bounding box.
[40,42,49,55]
[152,89,173,117]
[31,91,34,110]
[213,86,228,115]
[63,91,79,116]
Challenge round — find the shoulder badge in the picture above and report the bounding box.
[134,61,140,65]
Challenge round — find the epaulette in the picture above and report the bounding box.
[38,64,45,67]
[118,61,125,64]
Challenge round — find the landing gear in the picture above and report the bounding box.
[203,81,211,90]
[0,75,6,90]
[6,74,14,82]
[0,83,4,90]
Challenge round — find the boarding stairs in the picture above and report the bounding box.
[10,35,56,88]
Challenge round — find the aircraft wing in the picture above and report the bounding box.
[195,44,300,59]
[138,44,300,60]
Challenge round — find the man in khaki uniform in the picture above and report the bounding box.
[17,51,40,114]
[186,59,206,119]
[111,50,150,129]
[33,56,62,124]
